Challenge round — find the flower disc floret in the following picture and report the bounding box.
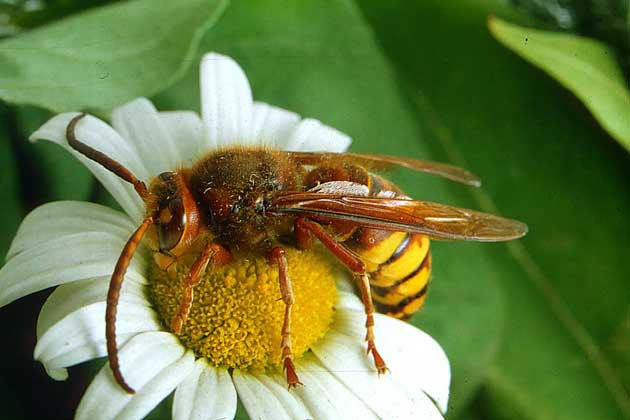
[150,248,337,370]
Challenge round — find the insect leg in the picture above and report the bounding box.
[357,271,388,374]
[66,114,149,200]
[107,217,153,394]
[171,243,232,334]
[294,217,314,250]
[295,218,388,374]
[269,246,303,389]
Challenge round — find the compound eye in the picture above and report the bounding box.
[158,172,175,182]
[157,198,186,252]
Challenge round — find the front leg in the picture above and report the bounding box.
[153,252,179,279]
[269,246,303,389]
[171,243,232,334]
[295,218,388,374]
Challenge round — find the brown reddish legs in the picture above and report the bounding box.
[171,243,232,334]
[295,218,388,374]
[269,246,303,389]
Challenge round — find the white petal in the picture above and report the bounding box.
[112,98,182,174]
[76,332,194,420]
[336,290,364,312]
[334,309,451,414]
[118,353,195,419]
[35,300,160,379]
[284,118,351,153]
[173,359,236,420]
[159,111,204,166]
[233,370,311,420]
[312,316,444,419]
[0,231,147,308]
[36,275,148,337]
[7,201,135,260]
[289,353,380,419]
[45,363,70,381]
[30,113,148,221]
[243,102,300,148]
[200,52,253,148]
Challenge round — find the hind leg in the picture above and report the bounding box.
[295,218,388,374]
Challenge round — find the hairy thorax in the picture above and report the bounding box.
[188,148,305,250]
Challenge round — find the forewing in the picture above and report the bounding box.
[269,193,527,241]
[288,151,481,187]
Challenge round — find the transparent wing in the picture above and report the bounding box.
[288,151,481,187]
[269,193,527,241]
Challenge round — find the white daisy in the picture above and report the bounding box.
[0,53,450,419]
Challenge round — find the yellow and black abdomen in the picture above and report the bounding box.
[304,165,433,320]
[344,173,432,320]
[347,228,431,320]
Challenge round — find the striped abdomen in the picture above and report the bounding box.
[305,166,432,320]
[345,174,431,319]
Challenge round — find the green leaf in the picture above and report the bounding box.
[5,0,117,32]
[488,16,630,152]
[358,0,630,418]
[144,394,172,420]
[234,399,249,420]
[0,106,23,258]
[13,105,93,202]
[156,0,506,416]
[605,308,630,395]
[507,0,630,61]
[0,0,229,112]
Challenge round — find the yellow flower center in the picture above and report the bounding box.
[149,248,337,371]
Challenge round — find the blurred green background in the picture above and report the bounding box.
[1,0,629,419]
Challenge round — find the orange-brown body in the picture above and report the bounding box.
[149,148,431,320]
[65,112,527,393]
